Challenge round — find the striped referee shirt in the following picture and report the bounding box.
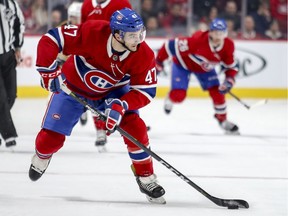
[0,0,25,54]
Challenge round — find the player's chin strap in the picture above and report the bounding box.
[60,83,249,209]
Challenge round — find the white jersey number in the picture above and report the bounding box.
[63,25,78,37]
[178,39,189,52]
[145,67,157,84]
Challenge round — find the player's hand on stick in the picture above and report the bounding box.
[219,77,235,94]
[38,64,65,93]
[104,98,128,132]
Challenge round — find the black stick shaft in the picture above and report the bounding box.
[228,92,250,109]
[61,84,249,209]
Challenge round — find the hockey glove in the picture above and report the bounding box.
[104,98,128,132]
[39,66,65,93]
[219,77,235,94]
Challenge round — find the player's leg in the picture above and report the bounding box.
[29,91,85,181]
[194,70,239,134]
[164,63,190,114]
[120,112,166,204]
[93,116,107,149]
[0,50,18,147]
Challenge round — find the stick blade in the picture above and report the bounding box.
[224,199,249,209]
[249,99,268,109]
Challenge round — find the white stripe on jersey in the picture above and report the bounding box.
[58,27,65,50]
[164,40,173,57]
[174,38,188,70]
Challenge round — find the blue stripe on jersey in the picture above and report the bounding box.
[220,61,239,72]
[118,74,130,84]
[47,28,63,52]
[168,40,176,56]
[135,86,156,98]
[36,60,58,72]
[75,56,94,74]
[128,150,150,161]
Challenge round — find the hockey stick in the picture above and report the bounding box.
[60,84,249,209]
[229,91,268,110]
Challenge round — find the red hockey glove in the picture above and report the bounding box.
[104,98,128,132]
[38,66,65,93]
[219,77,235,94]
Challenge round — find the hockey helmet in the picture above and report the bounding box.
[209,18,227,31]
[68,2,82,24]
[110,8,146,42]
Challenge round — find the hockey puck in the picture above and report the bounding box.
[228,205,239,209]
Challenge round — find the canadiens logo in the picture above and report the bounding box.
[116,14,123,20]
[200,62,217,71]
[191,54,218,72]
[52,113,61,120]
[84,70,117,93]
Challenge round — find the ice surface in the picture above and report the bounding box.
[0,98,287,216]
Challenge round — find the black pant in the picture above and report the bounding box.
[0,50,18,140]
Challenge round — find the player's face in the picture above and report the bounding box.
[68,16,81,25]
[123,29,146,51]
[209,30,227,46]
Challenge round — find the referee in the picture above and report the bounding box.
[0,0,25,147]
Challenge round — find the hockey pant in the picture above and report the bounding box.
[35,91,153,176]
[168,63,228,121]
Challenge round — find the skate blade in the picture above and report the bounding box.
[96,145,107,153]
[225,131,240,135]
[146,195,166,204]
[6,146,16,152]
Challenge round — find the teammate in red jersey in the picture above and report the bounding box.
[156,18,240,134]
[28,8,166,204]
[80,0,132,150]
[81,0,132,23]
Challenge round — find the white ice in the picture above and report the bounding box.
[0,97,287,216]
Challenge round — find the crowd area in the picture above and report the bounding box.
[18,0,287,39]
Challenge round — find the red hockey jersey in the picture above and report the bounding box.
[156,30,238,78]
[81,0,132,23]
[36,20,157,110]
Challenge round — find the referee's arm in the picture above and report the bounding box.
[12,1,25,64]
[13,1,25,50]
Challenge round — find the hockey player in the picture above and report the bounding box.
[80,0,132,149]
[156,18,240,134]
[29,8,166,204]
[56,2,83,65]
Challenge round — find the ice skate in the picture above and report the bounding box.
[136,174,166,204]
[164,97,173,114]
[29,154,51,181]
[214,114,240,135]
[79,112,88,126]
[220,120,240,135]
[95,129,107,152]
